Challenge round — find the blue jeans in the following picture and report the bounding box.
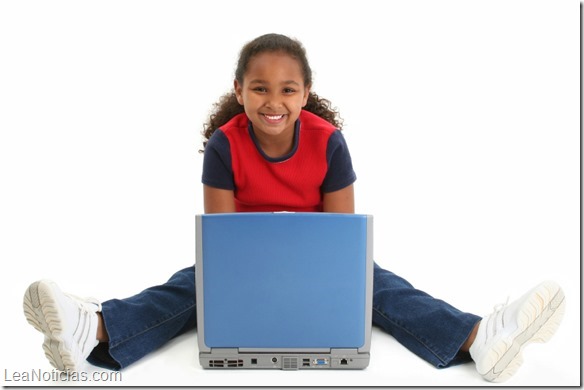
[88,264,480,370]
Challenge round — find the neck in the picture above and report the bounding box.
[251,126,296,159]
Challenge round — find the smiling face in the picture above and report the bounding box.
[234,51,310,155]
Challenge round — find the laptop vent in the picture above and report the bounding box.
[283,357,298,370]
[209,359,243,368]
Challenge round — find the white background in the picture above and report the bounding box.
[0,0,580,386]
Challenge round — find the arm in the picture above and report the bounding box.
[322,184,354,214]
[321,131,356,214]
[204,185,236,214]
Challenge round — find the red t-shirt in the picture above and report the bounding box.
[202,110,356,212]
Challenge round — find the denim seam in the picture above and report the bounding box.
[108,300,196,349]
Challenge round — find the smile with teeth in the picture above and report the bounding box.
[263,114,284,121]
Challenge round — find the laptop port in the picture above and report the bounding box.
[302,358,310,367]
[340,358,348,365]
[251,358,257,365]
[313,358,328,366]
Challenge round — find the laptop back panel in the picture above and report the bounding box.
[195,212,373,369]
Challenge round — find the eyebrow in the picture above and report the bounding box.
[248,79,301,86]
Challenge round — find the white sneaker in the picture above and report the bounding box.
[23,280,101,371]
[469,280,566,382]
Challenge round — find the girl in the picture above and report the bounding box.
[23,33,565,383]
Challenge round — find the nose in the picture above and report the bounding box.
[265,91,283,109]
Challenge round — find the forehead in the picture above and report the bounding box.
[244,51,304,84]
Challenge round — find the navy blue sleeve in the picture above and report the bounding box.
[201,130,235,190]
[321,130,357,193]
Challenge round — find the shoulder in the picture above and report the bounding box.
[219,113,249,136]
[206,112,249,151]
[327,130,349,150]
[297,110,349,154]
[202,129,234,190]
[322,130,356,193]
[325,130,353,166]
[299,110,337,135]
[206,128,229,151]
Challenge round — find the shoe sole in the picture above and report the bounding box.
[23,280,79,371]
[481,280,566,382]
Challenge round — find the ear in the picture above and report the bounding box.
[301,84,311,107]
[234,80,244,105]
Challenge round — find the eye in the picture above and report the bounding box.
[252,87,267,93]
[283,87,296,94]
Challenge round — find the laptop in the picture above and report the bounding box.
[195,212,373,370]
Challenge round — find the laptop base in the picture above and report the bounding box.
[200,349,370,370]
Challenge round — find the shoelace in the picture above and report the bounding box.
[486,297,510,337]
[63,292,102,354]
[64,292,102,312]
[491,297,510,314]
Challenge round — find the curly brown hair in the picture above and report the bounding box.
[200,33,343,152]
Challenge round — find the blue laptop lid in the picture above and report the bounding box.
[196,212,372,350]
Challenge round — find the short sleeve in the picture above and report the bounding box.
[201,130,235,190]
[321,130,357,193]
